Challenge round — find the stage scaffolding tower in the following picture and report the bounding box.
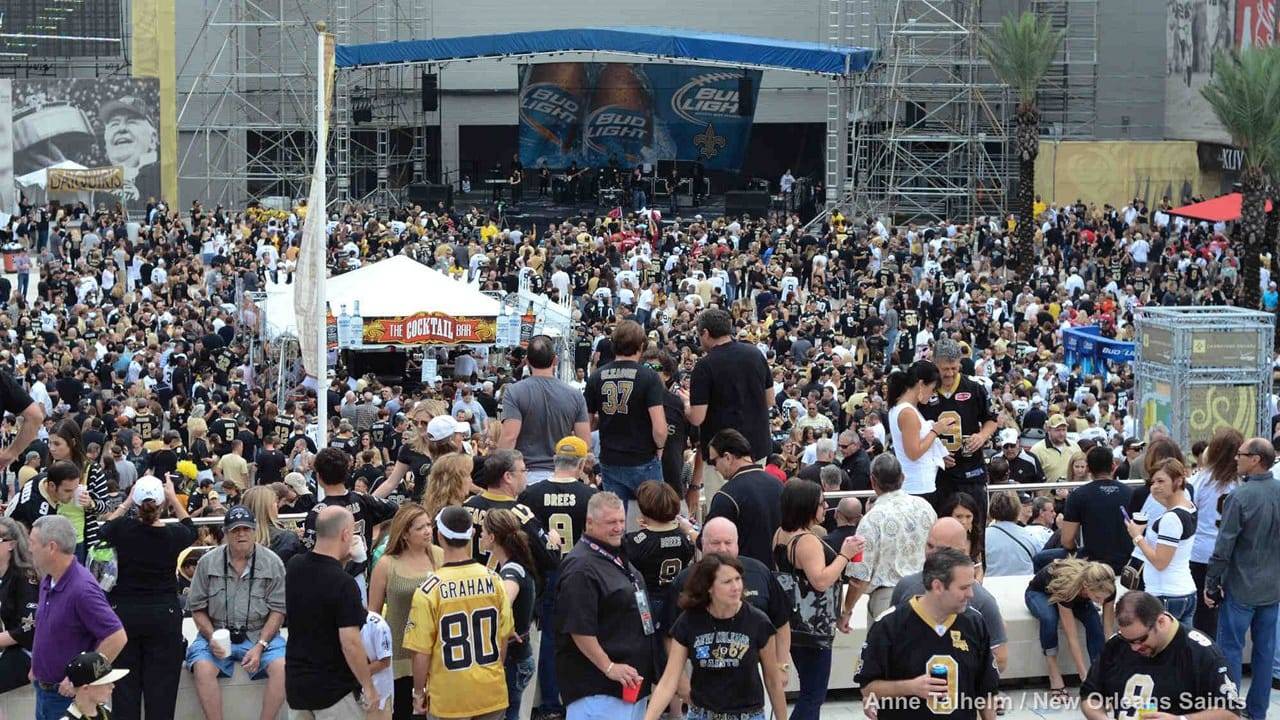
[178,0,431,207]
[1033,0,1099,139]
[840,0,1013,224]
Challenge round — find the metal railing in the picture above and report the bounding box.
[822,478,1144,501]
[160,512,307,527]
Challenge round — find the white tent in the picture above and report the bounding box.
[16,160,88,189]
[259,255,501,340]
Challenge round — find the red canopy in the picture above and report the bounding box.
[1168,192,1273,222]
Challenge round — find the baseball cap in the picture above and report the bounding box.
[283,472,311,496]
[131,475,165,505]
[998,428,1020,447]
[1123,437,1146,452]
[555,436,589,459]
[1046,414,1068,429]
[101,96,148,122]
[224,506,256,531]
[426,415,461,442]
[66,652,129,688]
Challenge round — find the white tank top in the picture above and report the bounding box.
[889,402,941,495]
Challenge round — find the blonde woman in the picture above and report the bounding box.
[383,399,452,502]
[367,504,442,720]
[241,486,304,566]
[1024,559,1116,698]
[187,417,216,485]
[421,453,475,523]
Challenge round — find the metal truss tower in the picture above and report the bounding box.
[177,0,321,205]
[179,0,430,207]
[838,0,1013,224]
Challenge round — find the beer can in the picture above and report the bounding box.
[518,63,588,167]
[930,663,948,680]
[583,63,653,167]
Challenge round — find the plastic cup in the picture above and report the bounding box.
[852,534,865,563]
[621,680,641,704]
[1132,512,1148,527]
[211,629,231,656]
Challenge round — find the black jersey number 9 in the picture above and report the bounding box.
[936,411,963,453]
[549,512,574,557]
[1117,673,1155,720]
[600,380,635,415]
[440,607,501,671]
[658,557,683,585]
[925,655,960,715]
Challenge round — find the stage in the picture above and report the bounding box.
[451,185,819,226]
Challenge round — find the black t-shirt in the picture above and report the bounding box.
[705,467,784,570]
[662,555,789,632]
[623,526,695,598]
[500,560,537,661]
[920,376,997,482]
[1062,478,1134,572]
[1081,621,1243,718]
[669,603,776,713]
[518,477,597,560]
[689,341,772,461]
[555,537,660,705]
[284,552,367,710]
[854,598,1001,720]
[660,390,693,492]
[1027,565,1115,614]
[101,517,197,600]
[584,360,665,465]
[256,449,287,484]
[302,490,399,577]
[395,446,433,503]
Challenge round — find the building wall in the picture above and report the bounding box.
[1096,0,1167,140]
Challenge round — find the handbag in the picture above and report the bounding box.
[1119,556,1144,591]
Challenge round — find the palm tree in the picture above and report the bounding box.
[979,12,1064,281]
[1201,47,1280,310]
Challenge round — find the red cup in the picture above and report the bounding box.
[852,534,865,563]
[621,680,641,704]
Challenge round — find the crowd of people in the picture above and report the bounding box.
[0,188,1272,720]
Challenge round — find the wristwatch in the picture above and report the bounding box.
[257,638,270,650]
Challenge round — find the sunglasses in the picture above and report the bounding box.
[1118,624,1154,646]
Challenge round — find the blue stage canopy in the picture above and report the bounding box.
[335,27,876,76]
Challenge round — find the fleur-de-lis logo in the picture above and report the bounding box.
[693,123,727,160]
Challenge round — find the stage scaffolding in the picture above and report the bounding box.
[824,0,1099,224]
[0,0,130,77]
[178,0,433,207]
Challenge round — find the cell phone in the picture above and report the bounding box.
[1120,506,1130,522]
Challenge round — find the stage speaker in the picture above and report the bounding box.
[421,73,439,111]
[725,190,771,216]
[737,75,754,116]
[406,182,452,207]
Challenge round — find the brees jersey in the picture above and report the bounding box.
[7,480,59,530]
[920,376,997,480]
[462,491,561,576]
[1081,622,1243,719]
[855,597,1000,720]
[623,526,695,597]
[402,560,514,718]
[518,477,597,559]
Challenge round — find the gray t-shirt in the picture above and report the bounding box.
[500,376,589,472]
[889,571,1007,647]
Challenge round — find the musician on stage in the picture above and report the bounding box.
[666,166,680,215]
[510,166,524,203]
[566,162,582,204]
[538,163,550,197]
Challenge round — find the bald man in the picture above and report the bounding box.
[824,497,863,552]
[889,517,1009,673]
[661,518,792,664]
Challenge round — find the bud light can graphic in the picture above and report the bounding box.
[518,63,588,168]
[583,63,653,167]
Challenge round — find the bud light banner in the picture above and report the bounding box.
[518,62,762,172]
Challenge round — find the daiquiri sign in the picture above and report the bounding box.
[362,312,497,345]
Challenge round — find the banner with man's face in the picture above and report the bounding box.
[9,78,161,213]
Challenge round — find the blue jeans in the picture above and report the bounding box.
[536,567,563,714]
[601,458,663,510]
[567,693,649,720]
[1025,589,1104,660]
[1156,592,1197,627]
[35,683,73,720]
[790,644,832,720]
[1217,595,1277,720]
[505,654,536,720]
